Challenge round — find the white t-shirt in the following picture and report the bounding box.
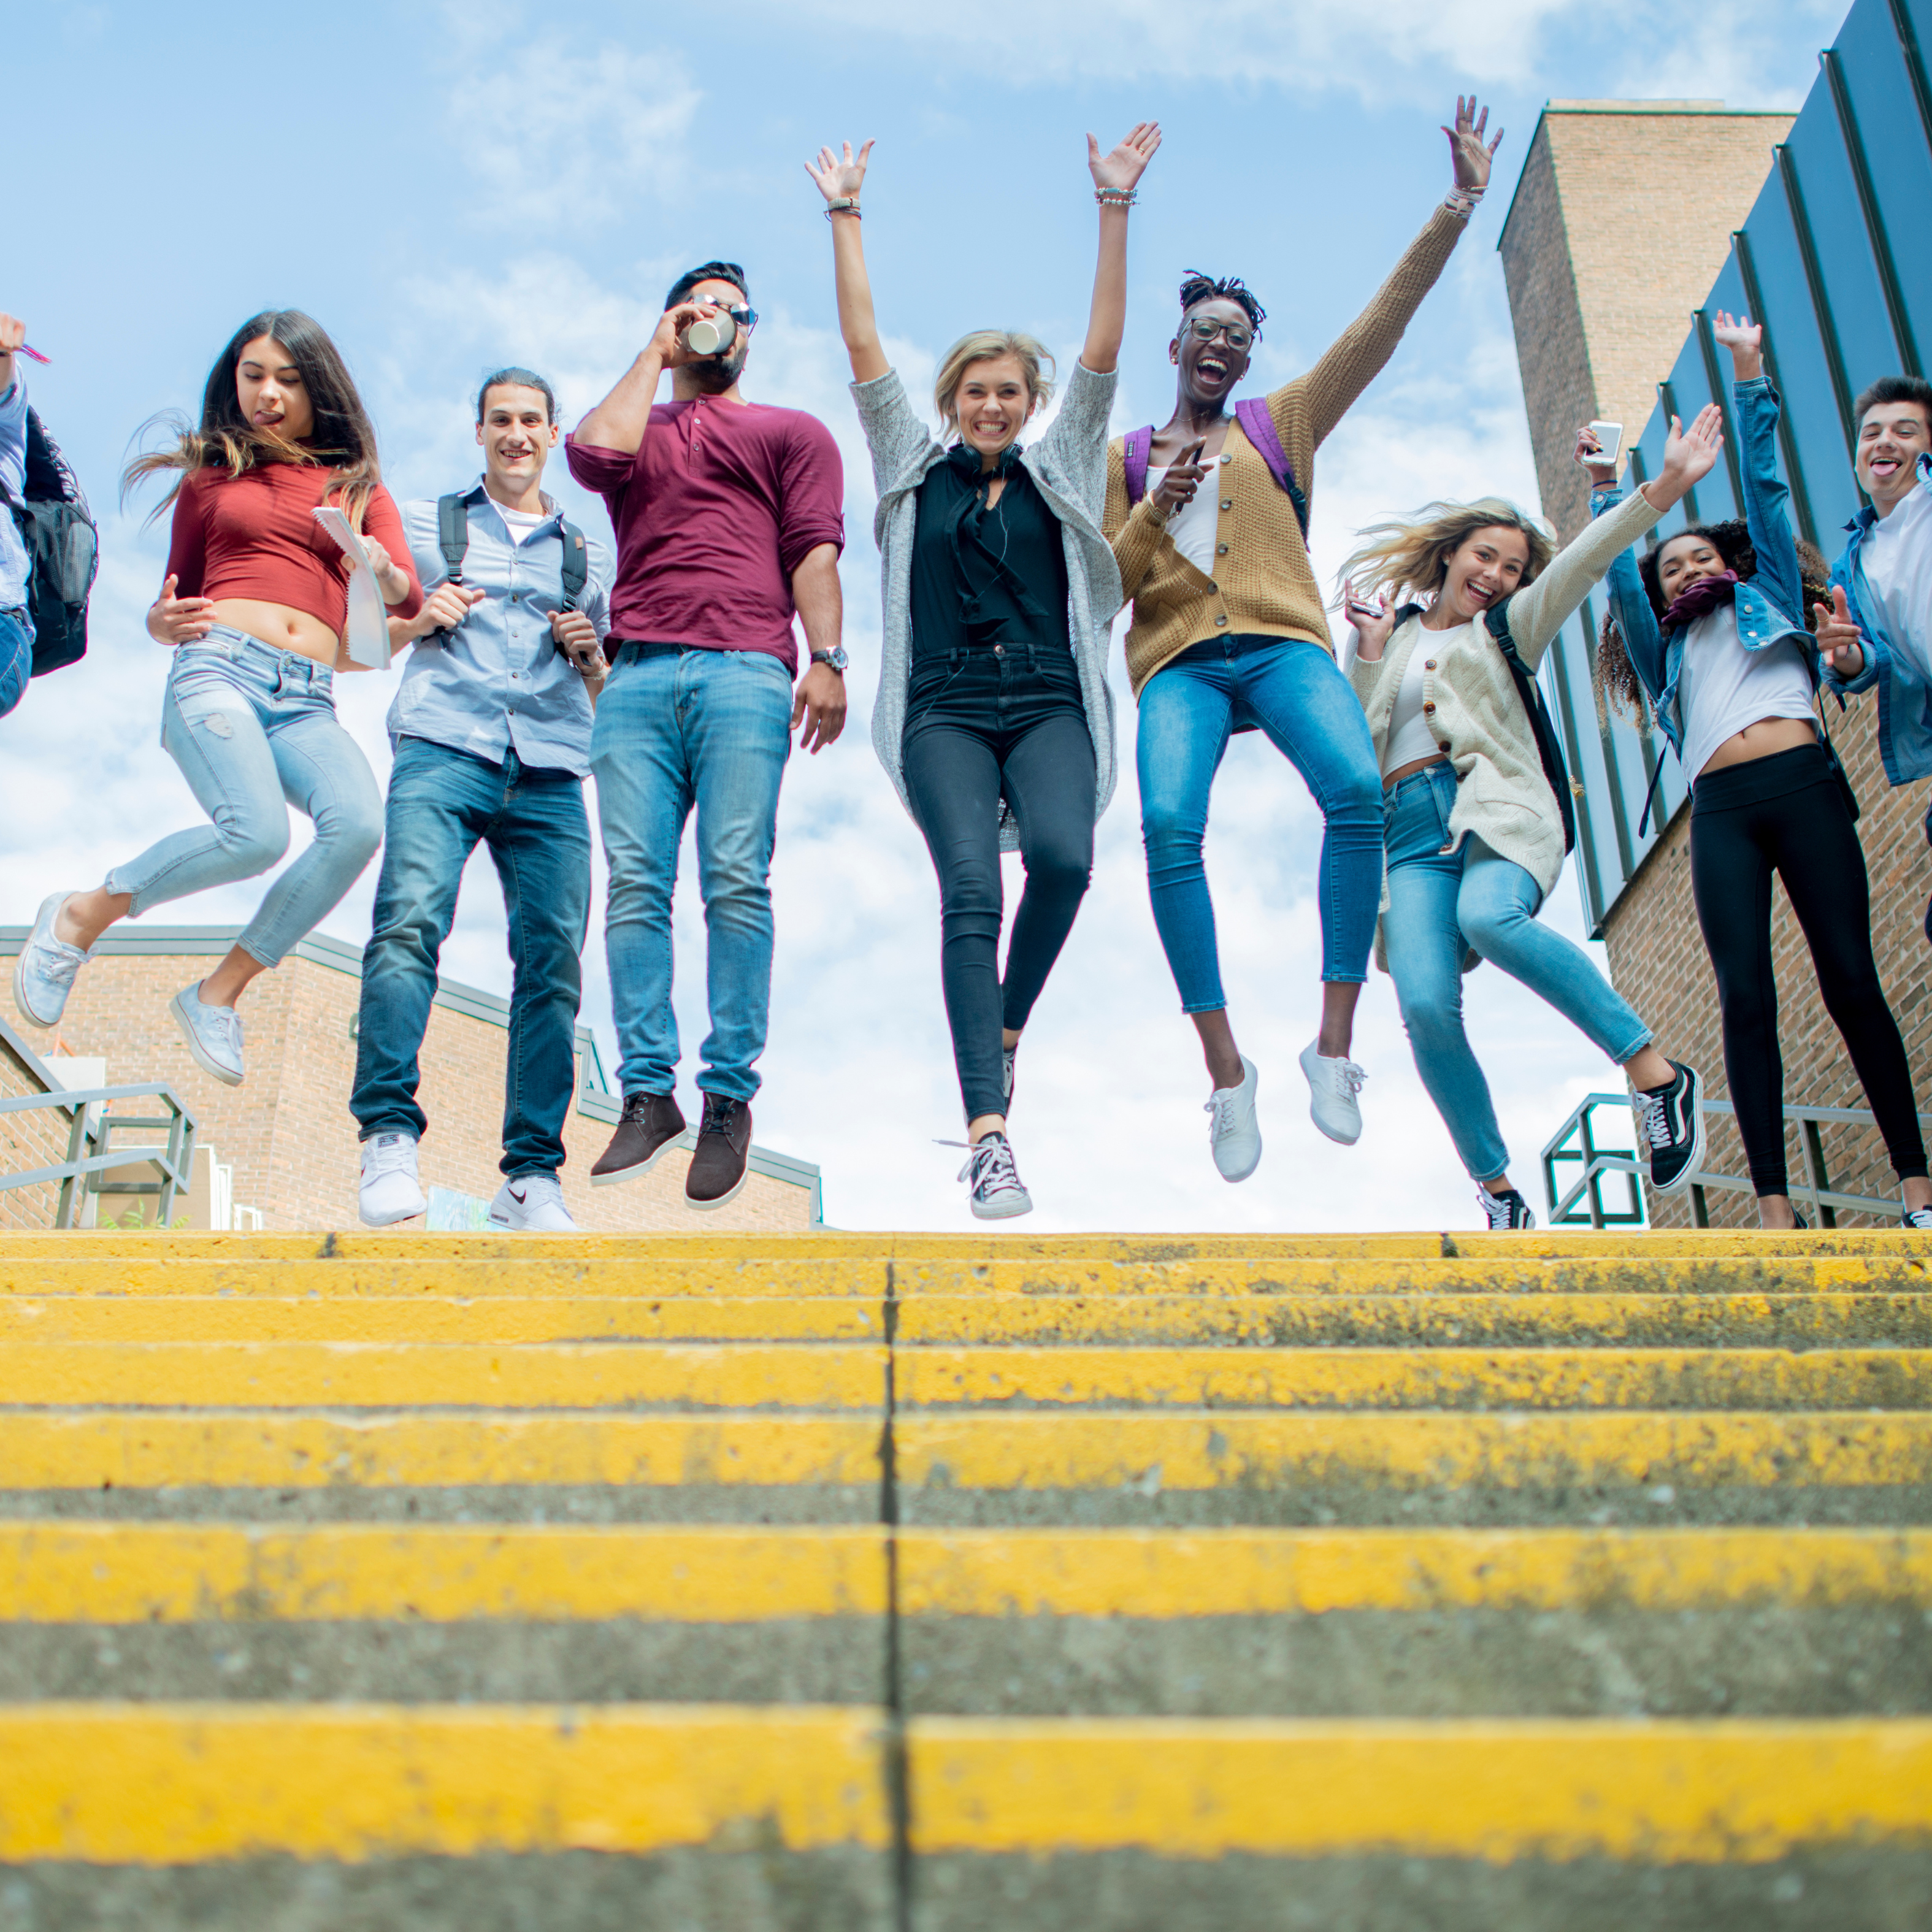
[1860,482,1932,684]
[1149,461,1222,580]
[1678,604,1815,780]
[494,502,548,545]
[1382,640,1442,776]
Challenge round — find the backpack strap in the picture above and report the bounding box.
[1122,426,1153,507]
[1484,596,1577,856]
[558,518,588,610]
[436,493,470,586]
[1233,397,1310,540]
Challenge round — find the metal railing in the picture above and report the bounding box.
[1541,1091,1926,1229]
[0,1084,198,1230]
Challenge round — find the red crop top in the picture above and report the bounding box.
[164,460,423,635]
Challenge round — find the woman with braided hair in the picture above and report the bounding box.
[1104,98,1502,1186]
[1592,313,1932,1230]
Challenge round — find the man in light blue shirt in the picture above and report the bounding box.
[0,313,36,718]
[353,367,613,1232]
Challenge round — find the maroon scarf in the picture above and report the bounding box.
[1663,569,1741,629]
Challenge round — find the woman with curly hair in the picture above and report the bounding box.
[1103,98,1501,1186]
[12,310,419,1086]
[1341,412,1719,1229]
[1592,313,1931,1230]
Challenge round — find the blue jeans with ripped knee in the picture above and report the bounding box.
[105,625,383,966]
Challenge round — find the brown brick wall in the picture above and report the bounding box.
[7,952,814,1234]
[1501,107,1795,547]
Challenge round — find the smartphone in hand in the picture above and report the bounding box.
[1585,420,1623,469]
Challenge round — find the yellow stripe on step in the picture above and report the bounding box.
[0,1341,886,1409]
[893,1411,1932,1491]
[0,1704,890,1860]
[895,1525,1932,1616]
[893,1346,1932,1410]
[0,1522,889,1622]
[905,1716,1932,1859]
[0,1413,883,1490]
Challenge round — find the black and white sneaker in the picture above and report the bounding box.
[1635,1060,1704,1194]
[951,1132,1032,1220]
[1904,1205,1932,1232]
[1477,1183,1536,1230]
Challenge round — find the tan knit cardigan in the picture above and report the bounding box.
[1103,200,1471,698]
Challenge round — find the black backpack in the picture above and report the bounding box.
[435,492,588,608]
[2,410,98,676]
[1485,594,1576,854]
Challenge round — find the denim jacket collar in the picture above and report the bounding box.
[1831,453,1932,784]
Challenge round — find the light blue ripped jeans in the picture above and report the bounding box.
[105,625,383,966]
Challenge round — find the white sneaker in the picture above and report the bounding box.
[1299,1039,1365,1146]
[953,1133,1033,1219]
[488,1173,576,1232]
[1205,1056,1262,1182]
[359,1133,426,1227]
[170,981,245,1086]
[13,892,92,1028]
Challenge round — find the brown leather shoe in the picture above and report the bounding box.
[590,1092,686,1187]
[685,1093,751,1209]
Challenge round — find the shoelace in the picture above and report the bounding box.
[1635,1089,1671,1149]
[938,1138,1022,1195]
[700,1100,743,1138]
[1479,1188,1525,1231]
[1203,1089,1240,1137]
[1328,1059,1367,1100]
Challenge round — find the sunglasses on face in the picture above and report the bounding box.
[1186,318,1252,350]
[695,300,758,331]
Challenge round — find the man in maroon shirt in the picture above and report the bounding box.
[567,261,847,1209]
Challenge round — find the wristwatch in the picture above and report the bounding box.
[811,647,849,674]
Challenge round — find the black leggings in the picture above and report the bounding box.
[1689,744,1927,1196]
[902,645,1096,1123]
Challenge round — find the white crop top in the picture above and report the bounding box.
[1381,638,1443,776]
[1677,604,1815,780]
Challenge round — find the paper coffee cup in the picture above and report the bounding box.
[686,313,737,357]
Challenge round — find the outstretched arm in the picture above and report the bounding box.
[807,140,888,385]
[1080,122,1161,375]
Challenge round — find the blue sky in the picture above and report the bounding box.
[4,0,1846,1230]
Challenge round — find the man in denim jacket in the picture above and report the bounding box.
[351,368,612,1233]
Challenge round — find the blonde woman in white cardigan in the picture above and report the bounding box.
[1341,414,1722,1227]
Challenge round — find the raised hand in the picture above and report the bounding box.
[1088,121,1162,196]
[1813,584,1867,678]
[1650,404,1725,508]
[806,140,873,204]
[0,314,24,358]
[1443,96,1503,193]
[1710,309,1765,380]
[1575,424,1618,485]
[1344,581,1396,661]
[147,573,217,646]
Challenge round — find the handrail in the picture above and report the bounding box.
[0,1084,198,1230]
[1541,1090,1925,1229]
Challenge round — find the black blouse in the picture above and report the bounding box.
[908,445,1071,660]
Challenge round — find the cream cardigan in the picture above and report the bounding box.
[1347,488,1660,960]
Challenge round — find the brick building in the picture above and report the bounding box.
[0,927,821,1233]
[1499,0,1932,1224]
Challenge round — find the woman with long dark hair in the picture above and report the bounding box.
[1593,314,1931,1230]
[808,125,1158,1216]
[12,310,418,1085]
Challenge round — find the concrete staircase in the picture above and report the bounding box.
[0,1229,1928,1930]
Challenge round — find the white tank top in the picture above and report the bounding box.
[1382,637,1442,776]
[1678,603,1815,779]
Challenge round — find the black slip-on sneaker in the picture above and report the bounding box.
[591,1092,686,1186]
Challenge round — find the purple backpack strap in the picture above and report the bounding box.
[1233,397,1310,539]
[1123,425,1153,506]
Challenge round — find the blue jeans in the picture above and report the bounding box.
[351,738,591,1176]
[591,643,793,1103]
[1382,760,1652,1183]
[105,626,383,967]
[0,607,31,719]
[1137,635,1383,1006]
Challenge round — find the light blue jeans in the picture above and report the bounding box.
[1137,635,1384,1006]
[591,643,794,1103]
[105,626,383,967]
[1382,760,1650,1183]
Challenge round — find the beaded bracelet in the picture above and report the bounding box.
[1094,188,1138,207]
[1444,180,1487,216]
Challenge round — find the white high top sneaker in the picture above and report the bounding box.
[488,1173,577,1232]
[358,1134,426,1227]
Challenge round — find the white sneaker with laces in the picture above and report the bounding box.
[170,981,245,1086]
[1299,1039,1365,1146]
[13,892,93,1029]
[951,1133,1032,1219]
[1205,1056,1262,1182]
[359,1133,426,1227]
[488,1173,576,1232]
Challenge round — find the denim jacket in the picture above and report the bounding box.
[1825,451,1932,784]
[1592,377,1819,765]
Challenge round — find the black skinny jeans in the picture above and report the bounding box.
[1689,743,1927,1197]
[902,643,1096,1123]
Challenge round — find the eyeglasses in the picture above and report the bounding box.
[1186,318,1252,350]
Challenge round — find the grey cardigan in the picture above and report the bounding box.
[853,362,1124,849]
